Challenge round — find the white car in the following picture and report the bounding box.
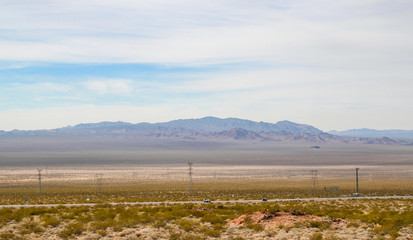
[203,198,211,203]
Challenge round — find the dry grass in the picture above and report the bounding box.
[1,166,412,239]
[0,199,412,239]
[1,166,412,205]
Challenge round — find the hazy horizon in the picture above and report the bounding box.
[1,116,413,132]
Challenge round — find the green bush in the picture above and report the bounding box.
[309,221,331,230]
[346,222,360,228]
[0,232,21,240]
[246,223,264,232]
[201,213,223,224]
[41,215,61,227]
[179,219,194,232]
[310,232,323,240]
[58,222,85,239]
[19,220,44,235]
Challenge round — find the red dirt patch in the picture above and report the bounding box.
[228,209,348,228]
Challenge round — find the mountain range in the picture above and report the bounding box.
[0,117,411,145]
[329,129,413,140]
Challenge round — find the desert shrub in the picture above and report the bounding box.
[346,222,360,228]
[200,227,221,238]
[117,209,141,227]
[310,232,323,240]
[201,213,224,225]
[90,218,116,231]
[92,208,117,221]
[169,231,181,240]
[58,211,76,220]
[19,220,44,235]
[41,214,61,227]
[2,209,30,223]
[374,223,400,239]
[324,235,344,240]
[71,206,91,215]
[76,213,92,224]
[231,237,246,240]
[58,222,85,239]
[97,229,107,236]
[0,232,21,240]
[246,222,264,232]
[24,207,52,216]
[153,220,167,228]
[309,221,331,230]
[182,233,204,240]
[179,219,194,232]
[212,222,224,230]
[362,209,413,237]
[191,210,205,218]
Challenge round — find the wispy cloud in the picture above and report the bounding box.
[10,82,73,93]
[0,1,413,130]
[1,1,412,67]
[84,79,134,95]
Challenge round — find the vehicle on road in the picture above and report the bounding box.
[262,198,267,202]
[203,198,211,203]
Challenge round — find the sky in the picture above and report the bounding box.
[1,0,413,131]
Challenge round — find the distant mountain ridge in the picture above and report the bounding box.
[329,128,413,139]
[0,117,409,145]
[153,116,323,134]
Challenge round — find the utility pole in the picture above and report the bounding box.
[95,173,103,195]
[355,168,359,196]
[188,162,193,194]
[37,168,42,194]
[310,170,319,196]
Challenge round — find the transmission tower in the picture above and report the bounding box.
[188,162,193,194]
[95,173,103,195]
[37,168,42,194]
[355,168,360,196]
[310,170,319,196]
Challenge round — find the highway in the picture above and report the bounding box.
[1,195,412,208]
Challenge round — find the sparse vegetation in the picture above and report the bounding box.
[0,198,411,239]
[1,168,413,239]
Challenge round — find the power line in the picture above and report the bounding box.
[355,168,360,196]
[188,162,193,194]
[310,170,319,196]
[37,168,42,194]
[95,173,103,195]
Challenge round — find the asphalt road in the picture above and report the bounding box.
[1,196,412,208]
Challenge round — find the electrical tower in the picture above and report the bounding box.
[310,170,319,196]
[37,168,42,194]
[188,162,193,194]
[355,168,359,196]
[95,173,103,195]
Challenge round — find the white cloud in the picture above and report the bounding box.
[10,82,73,93]
[1,1,413,130]
[0,0,412,67]
[84,79,134,95]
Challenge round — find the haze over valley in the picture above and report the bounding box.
[1,117,412,168]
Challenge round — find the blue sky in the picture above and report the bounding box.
[1,0,413,131]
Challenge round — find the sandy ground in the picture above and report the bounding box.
[1,211,412,240]
[1,164,412,182]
